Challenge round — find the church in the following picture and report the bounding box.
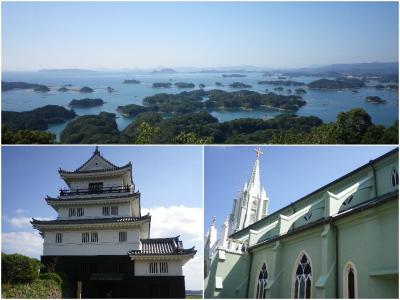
[205,148,398,298]
[31,147,196,298]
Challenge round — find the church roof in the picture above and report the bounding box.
[128,236,196,256]
[31,214,150,226]
[58,147,132,174]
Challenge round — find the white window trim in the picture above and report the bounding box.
[291,250,313,299]
[343,261,358,298]
[253,261,269,299]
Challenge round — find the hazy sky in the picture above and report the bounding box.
[2,146,203,290]
[2,1,398,71]
[204,146,397,233]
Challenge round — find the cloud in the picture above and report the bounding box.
[142,205,203,290]
[2,231,43,258]
[16,209,26,214]
[6,216,52,229]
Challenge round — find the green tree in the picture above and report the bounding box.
[134,122,161,144]
[175,132,213,144]
[2,253,42,284]
[334,109,372,143]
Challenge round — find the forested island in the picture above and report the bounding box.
[117,104,150,116]
[174,82,195,88]
[222,74,247,78]
[69,98,105,108]
[2,105,76,131]
[258,80,305,86]
[229,82,252,88]
[365,96,386,104]
[2,81,50,92]
[307,78,365,89]
[79,86,94,93]
[152,82,172,88]
[123,79,141,84]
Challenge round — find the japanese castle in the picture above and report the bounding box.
[31,147,196,298]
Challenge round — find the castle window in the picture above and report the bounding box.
[69,207,76,217]
[82,232,90,243]
[102,206,110,216]
[255,262,268,298]
[119,231,127,242]
[149,262,158,274]
[55,233,63,243]
[89,182,103,193]
[343,262,358,298]
[160,262,168,273]
[293,253,312,298]
[77,207,84,217]
[111,206,119,216]
[391,168,399,187]
[91,232,98,243]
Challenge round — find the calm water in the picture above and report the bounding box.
[2,71,398,139]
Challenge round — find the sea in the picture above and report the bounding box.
[2,71,398,140]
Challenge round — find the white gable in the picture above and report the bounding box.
[77,154,116,172]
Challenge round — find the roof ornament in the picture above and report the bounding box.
[211,216,216,226]
[254,147,264,159]
[94,146,100,155]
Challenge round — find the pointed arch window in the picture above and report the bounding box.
[343,262,358,298]
[391,168,398,187]
[255,263,268,298]
[293,253,312,299]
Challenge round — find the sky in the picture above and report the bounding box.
[204,145,397,233]
[1,146,203,290]
[2,1,398,71]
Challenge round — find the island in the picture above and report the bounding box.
[307,78,364,89]
[79,86,94,93]
[2,105,77,131]
[222,74,247,78]
[215,82,223,87]
[229,82,252,89]
[106,87,115,93]
[58,87,69,92]
[69,98,105,108]
[375,84,385,89]
[273,87,284,91]
[258,80,305,86]
[365,96,386,104]
[117,104,150,117]
[295,88,307,94]
[152,82,172,88]
[199,84,206,89]
[123,79,141,84]
[174,82,195,89]
[152,68,177,74]
[2,81,50,92]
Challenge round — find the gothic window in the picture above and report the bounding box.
[89,182,103,193]
[391,168,399,187]
[90,232,98,243]
[82,232,90,243]
[119,231,127,242]
[252,200,258,210]
[255,263,268,298]
[77,207,84,217]
[343,262,358,298]
[250,213,256,224]
[55,233,63,243]
[69,208,76,217]
[293,253,312,299]
[111,206,119,216]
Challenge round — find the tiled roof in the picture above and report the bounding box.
[128,236,196,256]
[31,214,150,226]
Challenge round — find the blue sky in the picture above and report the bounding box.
[204,146,397,233]
[1,146,203,289]
[2,1,398,70]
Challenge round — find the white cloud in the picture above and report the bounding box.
[142,205,204,290]
[6,216,52,229]
[2,231,43,258]
[16,209,26,214]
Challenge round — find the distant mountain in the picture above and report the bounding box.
[38,69,98,74]
[152,68,177,74]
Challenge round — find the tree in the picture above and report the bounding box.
[2,253,42,284]
[175,132,213,144]
[134,122,161,144]
[334,109,372,143]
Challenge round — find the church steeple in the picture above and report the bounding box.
[228,148,270,235]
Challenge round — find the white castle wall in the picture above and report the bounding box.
[135,260,183,276]
[69,177,128,190]
[43,228,141,256]
[57,203,132,219]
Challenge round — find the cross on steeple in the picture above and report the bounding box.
[254,147,264,159]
